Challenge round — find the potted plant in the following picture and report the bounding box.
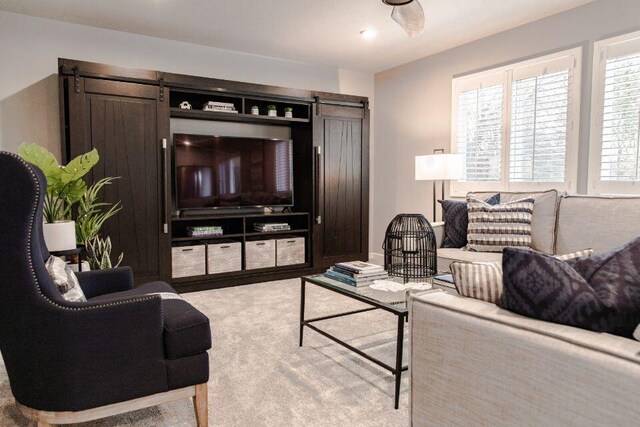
[19,144,99,251]
[251,105,260,115]
[284,107,293,118]
[267,105,277,117]
[75,176,123,269]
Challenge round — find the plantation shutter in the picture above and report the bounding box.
[456,81,504,182]
[509,55,577,183]
[600,52,640,182]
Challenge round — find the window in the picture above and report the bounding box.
[589,31,640,194]
[451,48,581,196]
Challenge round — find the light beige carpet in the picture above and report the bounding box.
[0,278,409,426]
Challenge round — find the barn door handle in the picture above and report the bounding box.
[314,145,322,225]
[161,138,169,234]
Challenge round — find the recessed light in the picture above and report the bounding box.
[360,29,377,40]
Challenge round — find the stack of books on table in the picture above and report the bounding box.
[202,101,238,113]
[254,223,291,232]
[324,261,388,287]
[187,226,223,237]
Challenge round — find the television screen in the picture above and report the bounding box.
[174,134,294,209]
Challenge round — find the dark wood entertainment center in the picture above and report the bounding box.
[58,58,370,292]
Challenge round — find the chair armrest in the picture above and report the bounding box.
[408,292,640,426]
[75,266,134,299]
[431,221,445,248]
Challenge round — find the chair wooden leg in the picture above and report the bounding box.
[193,383,208,427]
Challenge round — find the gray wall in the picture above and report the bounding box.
[371,0,640,261]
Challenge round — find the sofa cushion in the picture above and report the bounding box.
[498,237,640,338]
[472,190,559,253]
[90,281,212,359]
[438,248,503,264]
[439,194,500,248]
[466,195,534,252]
[556,195,640,255]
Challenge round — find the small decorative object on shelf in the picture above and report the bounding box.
[267,104,277,117]
[251,105,260,115]
[254,222,290,232]
[179,101,192,110]
[284,107,293,118]
[383,214,437,283]
[187,226,223,237]
[202,101,238,113]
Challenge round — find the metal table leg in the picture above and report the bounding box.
[299,278,306,347]
[394,312,405,409]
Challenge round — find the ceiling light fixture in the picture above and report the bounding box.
[360,29,377,40]
[382,0,425,38]
[382,0,414,5]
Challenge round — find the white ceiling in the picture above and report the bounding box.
[0,0,595,73]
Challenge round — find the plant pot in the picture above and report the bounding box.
[251,107,259,115]
[268,110,277,117]
[43,220,77,252]
[285,111,293,118]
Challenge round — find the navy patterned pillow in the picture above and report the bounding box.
[438,194,500,248]
[497,236,640,338]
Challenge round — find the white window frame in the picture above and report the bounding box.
[589,30,640,195]
[451,48,582,197]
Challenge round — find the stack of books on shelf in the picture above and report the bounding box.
[187,226,223,238]
[202,101,238,113]
[254,223,291,232]
[324,261,388,287]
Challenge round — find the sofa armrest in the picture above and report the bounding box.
[431,221,444,248]
[75,266,134,299]
[409,291,640,426]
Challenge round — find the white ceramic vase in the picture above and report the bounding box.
[268,110,277,117]
[43,220,77,252]
[285,111,293,118]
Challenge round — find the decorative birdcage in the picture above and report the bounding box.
[383,214,437,283]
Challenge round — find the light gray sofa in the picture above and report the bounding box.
[409,193,640,426]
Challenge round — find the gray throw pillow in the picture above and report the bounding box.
[438,194,500,248]
[498,237,640,338]
[45,255,87,302]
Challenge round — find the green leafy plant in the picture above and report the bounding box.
[267,104,277,111]
[284,107,293,113]
[18,143,99,223]
[87,236,123,270]
[75,177,122,246]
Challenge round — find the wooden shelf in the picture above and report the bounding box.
[245,229,309,237]
[170,108,309,125]
[171,233,244,242]
[172,211,309,222]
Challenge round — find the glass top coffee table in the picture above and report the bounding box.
[299,274,453,409]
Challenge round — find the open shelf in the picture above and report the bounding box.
[245,229,309,237]
[171,233,244,242]
[170,108,309,125]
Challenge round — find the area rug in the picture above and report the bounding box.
[0,278,409,426]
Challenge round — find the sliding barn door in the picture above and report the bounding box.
[313,104,370,268]
[65,78,170,283]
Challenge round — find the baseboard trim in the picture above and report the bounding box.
[369,252,384,265]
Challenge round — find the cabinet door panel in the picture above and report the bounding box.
[323,118,362,256]
[87,94,160,279]
[314,103,369,268]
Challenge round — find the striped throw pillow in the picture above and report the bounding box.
[451,249,594,303]
[466,195,535,252]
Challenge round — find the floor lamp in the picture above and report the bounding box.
[415,150,463,222]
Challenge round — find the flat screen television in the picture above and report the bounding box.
[174,133,294,210]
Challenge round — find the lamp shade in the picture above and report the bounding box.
[415,153,463,181]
